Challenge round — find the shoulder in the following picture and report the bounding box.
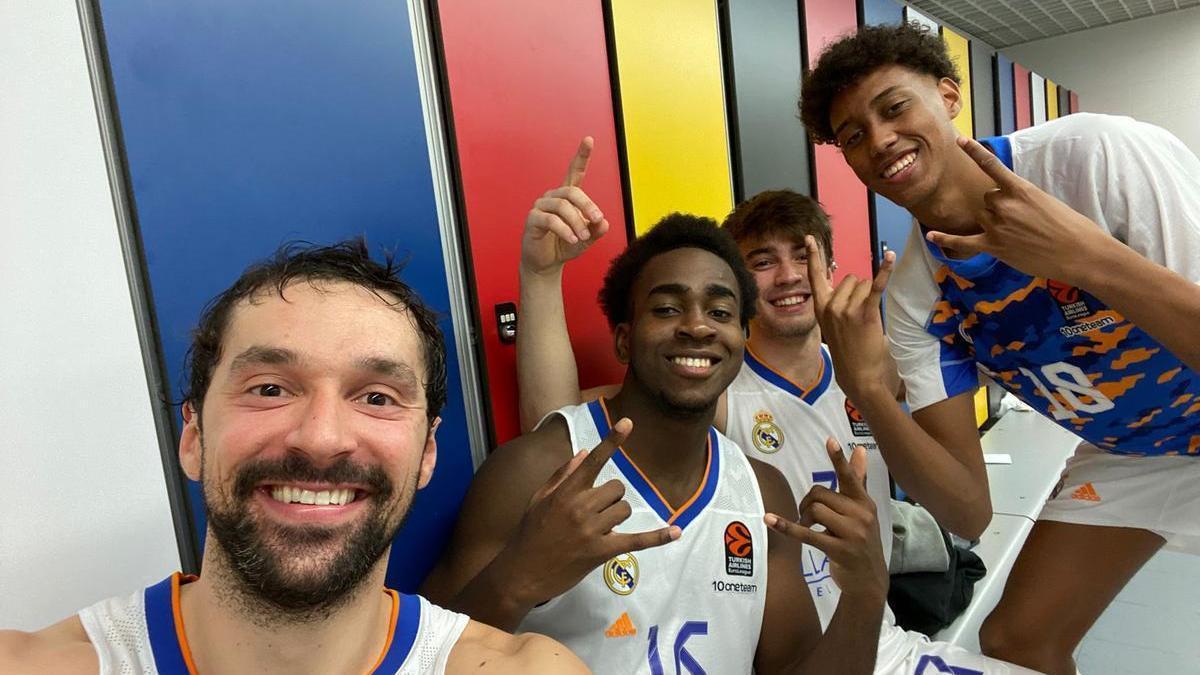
[0,617,98,675]
[1012,113,1185,180]
[477,416,574,485]
[445,620,588,674]
[746,457,796,518]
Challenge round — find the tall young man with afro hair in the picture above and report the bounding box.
[801,22,1200,675]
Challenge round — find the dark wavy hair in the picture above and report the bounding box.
[599,213,757,329]
[722,189,833,265]
[800,23,958,145]
[183,239,446,424]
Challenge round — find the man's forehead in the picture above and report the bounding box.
[742,234,809,256]
[639,247,736,287]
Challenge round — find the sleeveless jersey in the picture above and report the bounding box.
[519,399,768,674]
[725,346,916,669]
[888,114,1200,457]
[76,573,469,674]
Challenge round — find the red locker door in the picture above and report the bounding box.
[437,0,629,446]
[803,0,872,282]
[1014,63,1033,130]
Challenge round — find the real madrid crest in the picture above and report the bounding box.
[751,410,784,454]
[603,553,639,596]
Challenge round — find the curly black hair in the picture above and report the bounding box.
[800,23,958,145]
[599,213,757,330]
[183,238,447,425]
[722,189,833,266]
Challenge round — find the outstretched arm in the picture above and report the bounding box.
[928,135,1200,373]
[516,138,612,432]
[806,237,990,539]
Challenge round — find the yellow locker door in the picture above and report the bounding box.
[1047,79,1059,119]
[942,27,974,138]
[609,0,734,233]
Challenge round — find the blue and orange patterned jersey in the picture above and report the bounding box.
[886,114,1200,457]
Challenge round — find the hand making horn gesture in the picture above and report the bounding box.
[924,135,1111,287]
[520,136,612,276]
[504,418,681,603]
[806,236,896,403]
[765,439,889,600]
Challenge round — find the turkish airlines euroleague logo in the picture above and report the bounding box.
[844,399,872,437]
[724,521,753,576]
[1046,279,1092,321]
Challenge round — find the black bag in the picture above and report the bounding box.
[887,529,987,635]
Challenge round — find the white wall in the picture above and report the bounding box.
[1006,6,1200,154]
[0,0,179,630]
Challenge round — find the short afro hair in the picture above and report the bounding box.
[599,213,757,329]
[800,23,958,145]
[722,190,833,266]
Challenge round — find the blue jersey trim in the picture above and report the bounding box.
[372,593,421,673]
[743,347,833,405]
[144,576,190,675]
[586,399,720,528]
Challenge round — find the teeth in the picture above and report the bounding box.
[883,152,916,178]
[773,295,807,307]
[672,356,712,368]
[268,486,357,506]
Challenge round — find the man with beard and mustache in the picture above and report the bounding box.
[0,241,585,674]
[424,215,888,674]
[512,141,1033,674]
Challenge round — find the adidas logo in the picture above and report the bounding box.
[604,612,637,638]
[1070,482,1101,502]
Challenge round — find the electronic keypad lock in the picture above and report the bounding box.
[495,302,517,344]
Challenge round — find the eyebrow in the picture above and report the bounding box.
[356,356,420,389]
[647,282,737,300]
[832,85,904,138]
[229,346,296,373]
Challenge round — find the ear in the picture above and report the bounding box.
[416,416,441,490]
[179,401,202,482]
[613,322,631,365]
[937,77,963,119]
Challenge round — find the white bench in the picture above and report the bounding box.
[933,408,1081,650]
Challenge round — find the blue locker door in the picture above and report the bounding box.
[96,0,475,591]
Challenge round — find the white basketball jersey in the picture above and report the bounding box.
[77,573,469,674]
[519,399,768,674]
[725,345,913,667]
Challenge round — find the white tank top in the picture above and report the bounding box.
[518,399,768,674]
[725,345,916,669]
[76,573,469,674]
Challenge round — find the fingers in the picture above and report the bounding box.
[532,449,590,503]
[764,514,842,554]
[956,135,1020,189]
[868,250,895,305]
[611,526,681,554]
[925,229,988,258]
[532,197,590,244]
[826,438,868,500]
[563,136,593,188]
[568,417,632,489]
[544,185,605,225]
[805,235,834,310]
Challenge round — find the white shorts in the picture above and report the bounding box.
[878,624,1042,674]
[1037,443,1200,553]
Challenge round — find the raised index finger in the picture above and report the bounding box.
[563,136,594,188]
[956,136,1020,190]
[569,417,632,489]
[825,437,867,500]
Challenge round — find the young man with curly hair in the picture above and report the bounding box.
[801,22,1200,675]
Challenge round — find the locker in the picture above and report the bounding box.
[862,0,903,26]
[722,0,811,201]
[995,54,1017,135]
[803,0,873,283]
[1031,72,1047,125]
[1047,79,1059,119]
[942,27,974,138]
[971,41,996,139]
[436,0,629,446]
[1070,90,1080,114]
[95,0,478,590]
[1014,63,1033,130]
[608,0,734,233]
